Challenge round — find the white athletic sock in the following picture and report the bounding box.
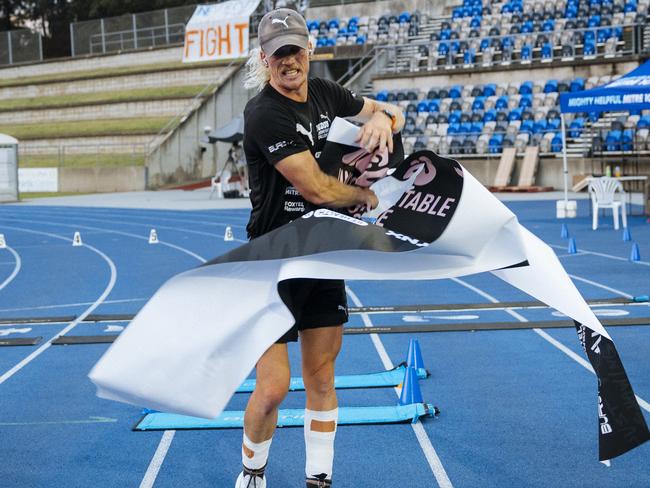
[304,408,338,480]
[242,431,273,471]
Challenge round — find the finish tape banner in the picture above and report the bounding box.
[89,118,649,461]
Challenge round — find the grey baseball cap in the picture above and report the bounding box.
[258,8,309,56]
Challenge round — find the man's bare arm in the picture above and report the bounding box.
[275,150,378,209]
[350,97,405,154]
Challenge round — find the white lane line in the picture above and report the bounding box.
[139,430,176,488]
[567,274,633,299]
[15,208,248,243]
[0,246,21,292]
[0,226,117,385]
[12,206,249,230]
[346,286,454,488]
[1,216,207,263]
[451,277,650,417]
[0,297,146,314]
[549,243,650,266]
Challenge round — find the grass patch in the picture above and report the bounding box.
[20,191,96,199]
[20,153,146,168]
[0,117,170,140]
[0,85,207,111]
[0,58,240,88]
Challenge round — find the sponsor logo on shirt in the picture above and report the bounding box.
[268,140,288,153]
[296,122,314,146]
[316,113,331,141]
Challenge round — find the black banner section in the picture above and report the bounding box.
[575,321,650,460]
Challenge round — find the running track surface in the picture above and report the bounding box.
[0,199,649,487]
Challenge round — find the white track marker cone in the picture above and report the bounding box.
[72,231,83,246]
[0,234,6,249]
[224,226,234,242]
[149,229,159,244]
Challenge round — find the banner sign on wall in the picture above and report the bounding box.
[183,0,261,63]
[18,168,58,192]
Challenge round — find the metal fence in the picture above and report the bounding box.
[70,4,197,56]
[0,29,43,67]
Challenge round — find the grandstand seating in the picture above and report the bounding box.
[310,0,650,71]
[373,75,650,155]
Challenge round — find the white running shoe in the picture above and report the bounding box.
[235,469,266,488]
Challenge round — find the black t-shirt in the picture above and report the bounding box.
[243,78,365,238]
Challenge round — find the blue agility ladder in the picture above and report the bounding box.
[135,403,438,431]
[236,363,429,393]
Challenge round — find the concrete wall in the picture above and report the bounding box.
[4,99,192,124]
[59,166,146,192]
[0,46,185,81]
[455,155,591,189]
[0,65,229,100]
[146,62,252,187]
[20,135,152,154]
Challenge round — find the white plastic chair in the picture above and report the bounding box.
[588,177,627,230]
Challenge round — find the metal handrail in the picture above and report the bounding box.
[336,46,381,86]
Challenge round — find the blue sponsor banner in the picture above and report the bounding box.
[560,60,650,113]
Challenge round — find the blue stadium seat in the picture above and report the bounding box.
[544,80,558,93]
[519,81,534,95]
[533,119,548,134]
[449,112,461,124]
[569,118,585,138]
[449,85,463,98]
[547,118,561,130]
[520,120,534,133]
[452,7,463,19]
[472,97,485,111]
[522,20,534,33]
[428,100,440,112]
[622,129,634,150]
[508,108,523,121]
[542,42,553,60]
[542,19,555,32]
[448,123,461,134]
[605,130,622,151]
[496,96,509,109]
[551,134,563,152]
[399,11,411,23]
[471,121,484,133]
[597,27,611,43]
[489,134,504,153]
[417,101,429,113]
[484,109,497,122]
[521,44,532,61]
[638,116,650,128]
[519,95,533,108]
[570,78,585,92]
[464,49,476,65]
[583,41,596,56]
[484,84,497,97]
[328,18,340,29]
[356,35,366,45]
[588,111,601,123]
[375,90,388,102]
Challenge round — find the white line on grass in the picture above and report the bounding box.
[346,285,454,488]
[0,226,116,385]
[451,278,650,416]
[0,246,21,292]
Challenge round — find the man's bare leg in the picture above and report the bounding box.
[300,326,343,486]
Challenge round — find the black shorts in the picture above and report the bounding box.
[276,278,349,343]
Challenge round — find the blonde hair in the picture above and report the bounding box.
[243,47,270,92]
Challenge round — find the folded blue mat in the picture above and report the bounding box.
[135,403,438,430]
[236,363,429,393]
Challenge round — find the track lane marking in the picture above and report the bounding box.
[346,286,454,488]
[0,246,21,292]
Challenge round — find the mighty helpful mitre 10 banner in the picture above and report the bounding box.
[183,0,261,63]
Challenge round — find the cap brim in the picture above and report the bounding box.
[263,34,309,56]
